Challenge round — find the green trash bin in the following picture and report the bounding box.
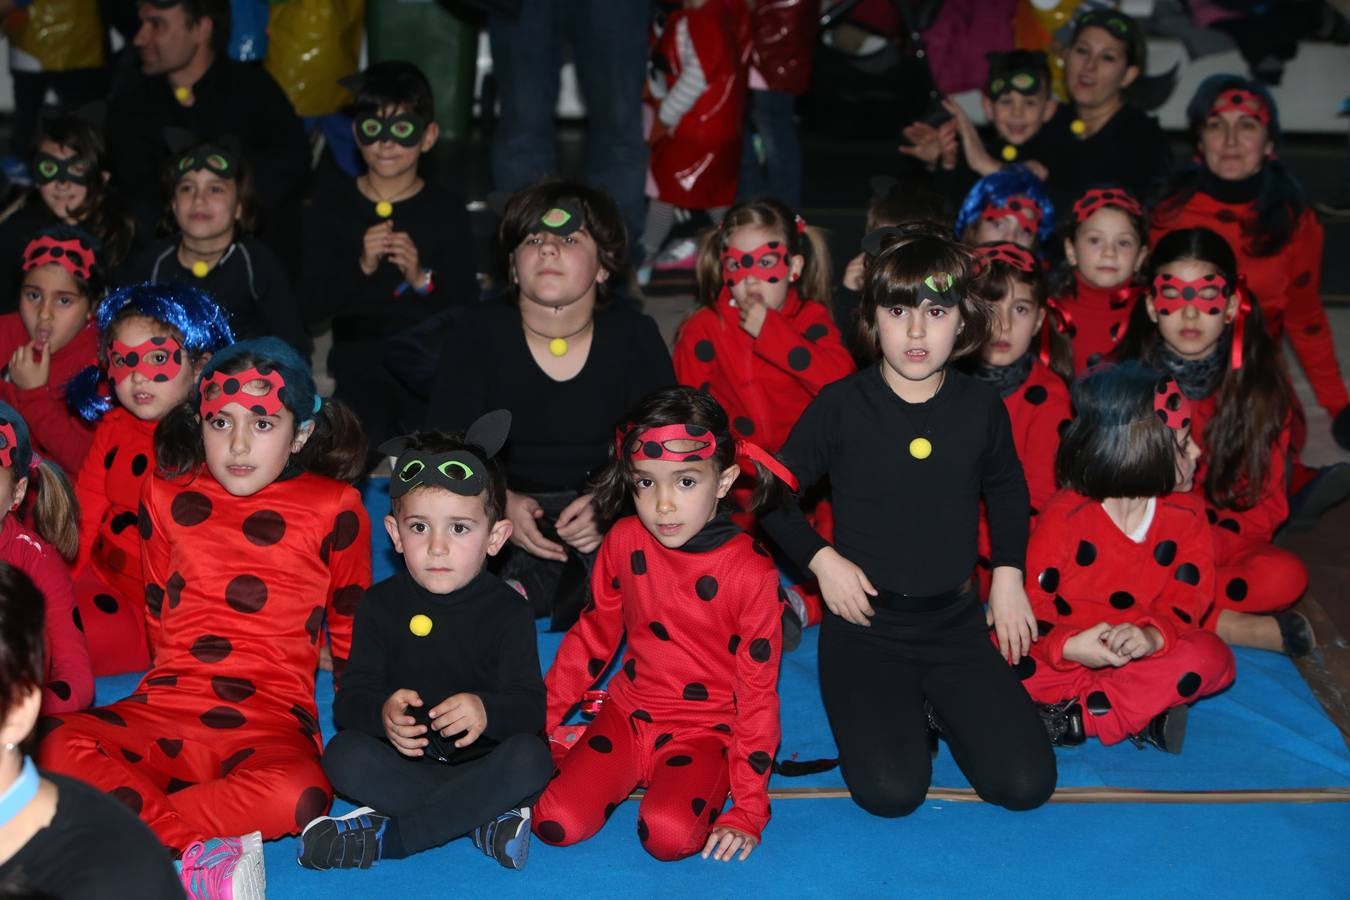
[366,1,479,142]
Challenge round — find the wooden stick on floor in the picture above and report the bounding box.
[628,786,1350,804]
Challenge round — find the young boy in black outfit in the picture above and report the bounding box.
[299,412,552,871]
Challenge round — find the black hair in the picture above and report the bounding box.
[161,139,257,235]
[389,430,507,525]
[349,61,435,123]
[499,179,629,295]
[0,563,45,729]
[1056,360,1181,500]
[866,176,949,234]
[968,245,1072,383]
[162,0,231,57]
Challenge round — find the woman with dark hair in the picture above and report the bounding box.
[0,564,181,897]
[1151,75,1350,453]
[425,181,675,630]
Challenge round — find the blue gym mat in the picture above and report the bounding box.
[88,477,1350,896]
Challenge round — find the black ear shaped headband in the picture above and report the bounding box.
[381,410,511,499]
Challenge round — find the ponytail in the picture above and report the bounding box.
[65,364,114,423]
[694,198,834,312]
[25,460,79,564]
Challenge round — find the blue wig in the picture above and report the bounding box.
[954,165,1055,248]
[0,401,34,475]
[66,282,236,423]
[196,337,321,425]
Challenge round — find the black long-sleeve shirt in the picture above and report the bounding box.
[424,297,676,494]
[1034,103,1172,211]
[122,235,310,354]
[334,567,545,743]
[761,365,1030,597]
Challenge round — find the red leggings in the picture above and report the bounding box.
[534,702,731,861]
[38,694,330,853]
[72,560,150,676]
[1210,527,1307,620]
[1022,629,1236,745]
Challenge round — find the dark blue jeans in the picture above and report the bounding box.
[737,88,803,210]
[488,0,652,248]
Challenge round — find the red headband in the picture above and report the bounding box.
[109,336,184,385]
[1152,273,1228,317]
[618,423,800,491]
[980,195,1043,234]
[1072,188,1142,222]
[22,235,96,280]
[199,367,286,421]
[1211,88,1269,125]
[973,242,1036,275]
[1039,296,1075,367]
[721,241,794,290]
[1154,378,1193,430]
[0,422,15,468]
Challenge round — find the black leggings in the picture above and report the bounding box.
[818,594,1056,817]
[322,730,553,856]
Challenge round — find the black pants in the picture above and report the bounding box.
[322,730,553,856]
[818,594,1056,817]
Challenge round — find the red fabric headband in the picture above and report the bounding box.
[1211,88,1269,125]
[617,423,800,491]
[22,235,95,280]
[199,367,286,421]
[973,242,1036,275]
[1072,188,1142,222]
[980,195,1043,233]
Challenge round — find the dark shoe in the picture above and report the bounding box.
[1037,699,1086,747]
[1132,704,1189,754]
[471,806,532,870]
[296,808,388,870]
[1276,609,1316,658]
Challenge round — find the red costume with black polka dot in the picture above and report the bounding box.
[38,470,370,852]
[1020,490,1236,745]
[1053,273,1144,375]
[976,359,1071,596]
[70,407,158,675]
[1151,198,1347,421]
[534,516,781,861]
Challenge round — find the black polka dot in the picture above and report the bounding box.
[170,491,212,526]
[611,576,620,590]
[804,323,829,341]
[200,706,247,728]
[145,674,177,687]
[1225,578,1248,601]
[624,658,637,682]
[709,807,720,825]
[748,751,773,774]
[712,723,732,733]
[35,717,63,741]
[1153,540,1177,566]
[749,638,772,663]
[211,676,256,703]
[587,658,606,678]
[1293,270,1312,288]
[631,551,647,575]
[1172,606,1193,624]
[733,416,755,436]
[537,819,566,843]
[1177,672,1202,698]
[648,621,671,641]
[103,447,118,469]
[1205,508,1218,524]
[110,786,143,814]
[1303,324,1322,336]
[666,755,693,767]
[603,803,618,821]
[587,735,613,753]
[219,748,255,776]
[109,511,139,535]
[1109,591,1135,610]
[727,634,741,654]
[683,682,709,701]
[654,733,673,750]
[165,778,196,794]
[331,511,361,551]
[1174,563,1201,586]
[1053,596,1072,617]
[89,708,127,727]
[1038,567,1060,592]
[691,797,708,815]
[242,510,286,546]
[1014,655,1037,680]
[92,593,119,615]
[48,681,71,701]
[137,502,153,540]
[291,705,320,737]
[332,585,363,616]
[694,340,715,362]
[225,575,268,613]
[294,787,329,830]
[1075,540,1097,566]
[1217,518,1240,534]
[1024,385,1048,405]
[304,607,325,645]
[1085,690,1112,716]
[641,440,663,458]
[695,575,718,601]
[130,454,148,476]
[119,747,141,763]
[1036,619,1054,636]
[637,817,649,843]
[166,572,186,609]
[190,634,232,663]
[787,347,812,371]
[630,709,653,723]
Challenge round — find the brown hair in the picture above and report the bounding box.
[0,564,45,730]
[498,179,628,295]
[969,249,1073,383]
[4,461,79,563]
[694,198,833,311]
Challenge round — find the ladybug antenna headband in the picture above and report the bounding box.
[380,410,511,500]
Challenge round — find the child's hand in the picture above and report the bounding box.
[382,689,427,757]
[385,230,423,285]
[360,221,392,275]
[1104,623,1160,660]
[506,490,568,561]
[1025,160,1049,181]
[897,121,943,170]
[842,252,866,292]
[737,293,768,338]
[808,547,877,627]
[8,341,51,390]
[943,97,999,177]
[430,693,487,747]
[987,566,1038,664]
[555,493,602,554]
[1062,623,1130,669]
[701,826,756,862]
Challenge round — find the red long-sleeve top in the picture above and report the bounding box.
[0,515,94,713]
[0,314,98,475]
[545,517,782,841]
[1054,273,1143,375]
[1189,393,1290,544]
[73,408,157,586]
[673,290,855,455]
[1026,490,1216,671]
[1151,195,1348,417]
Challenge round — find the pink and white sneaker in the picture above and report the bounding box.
[180,830,266,900]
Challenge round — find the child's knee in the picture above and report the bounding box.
[1174,630,1237,691]
[532,788,603,848]
[493,733,554,794]
[979,760,1056,812]
[637,811,705,862]
[844,770,928,818]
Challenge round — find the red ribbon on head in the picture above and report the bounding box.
[1154,378,1193,430]
[22,235,95,280]
[736,440,800,492]
[1211,88,1269,125]
[1229,274,1250,371]
[0,421,16,468]
[795,214,807,235]
[1151,273,1228,317]
[199,367,287,422]
[1072,187,1142,222]
[1039,296,1075,366]
[972,242,1036,276]
[979,195,1043,234]
[616,422,801,491]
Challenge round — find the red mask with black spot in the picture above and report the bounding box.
[199,367,286,422]
[979,195,1043,234]
[1152,273,1228,317]
[110,336,184,385]
[720,242,791,290]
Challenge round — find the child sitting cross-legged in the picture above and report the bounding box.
[300,412,553,871]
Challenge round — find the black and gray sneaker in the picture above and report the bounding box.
[296,807,389,870]
[1037,699,1086,746]
[1130,704,1188,754]
[471,806,532,870]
